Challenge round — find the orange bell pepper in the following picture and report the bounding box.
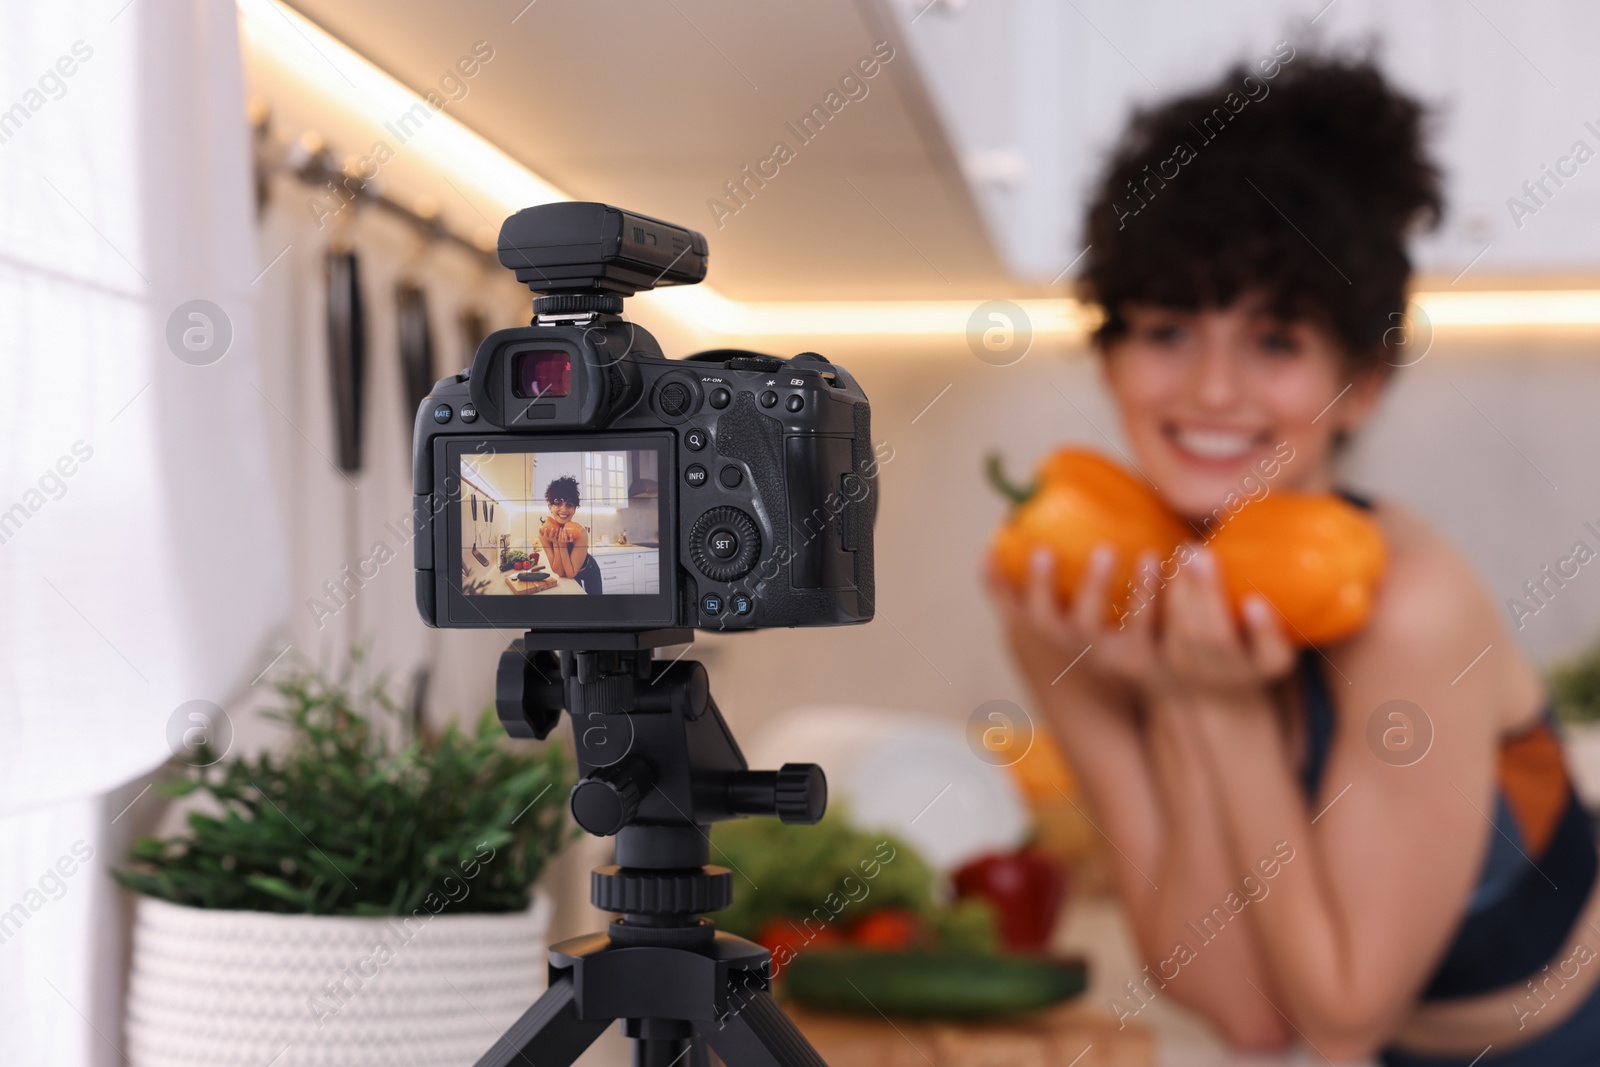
[989,448,1386,646]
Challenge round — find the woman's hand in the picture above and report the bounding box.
[988,540,1296,706]
[542,519,577,546]
[1148,544,1297,705]
[985,543,1161,703]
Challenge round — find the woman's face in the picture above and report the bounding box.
[1101,295,1385,522]
[548,499,576,524]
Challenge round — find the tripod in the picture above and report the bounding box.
[477,629,830,1067]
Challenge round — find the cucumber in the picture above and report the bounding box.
[782,949,1087,1018]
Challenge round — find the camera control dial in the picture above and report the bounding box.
[689,506,760,582]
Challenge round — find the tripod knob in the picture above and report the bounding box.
[570,757,653,836]
[495,643,562,740]
[726,764,828,824]
[775,763,827,824]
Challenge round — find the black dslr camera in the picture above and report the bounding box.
[413,202,882,632]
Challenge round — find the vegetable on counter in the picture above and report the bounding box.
[753,917,844,979]
[988,447,1387,646]
[849,906,926,950]
[784,949,1087,1018]
[952,848,1067,951]
[711,812,998,978]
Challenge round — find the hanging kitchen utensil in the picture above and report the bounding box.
[459,305,489,365]
[397,281,435,446]
[469,492,490,567]
[326,249,366,473]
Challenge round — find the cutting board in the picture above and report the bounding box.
[504,575,558,595]
[783,1001,1152,1067]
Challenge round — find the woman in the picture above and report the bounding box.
[987,54,1600,1064]
[539,475,603,595]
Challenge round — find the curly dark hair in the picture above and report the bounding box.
[544,475,580,506]
[1079,49,1443,364]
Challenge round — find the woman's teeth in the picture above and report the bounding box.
[1171,427,1260,460]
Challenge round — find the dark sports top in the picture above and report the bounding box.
[1297,488,1598,999]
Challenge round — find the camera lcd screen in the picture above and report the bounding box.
[456,445,663,602]
[513,350,572,398]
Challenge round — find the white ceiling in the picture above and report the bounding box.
[281,0,1026,302]
[899,0,1600,284]
[282,0,1600,307]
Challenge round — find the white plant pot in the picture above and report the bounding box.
[125,890,552,1067]
[1566,722,1600,812]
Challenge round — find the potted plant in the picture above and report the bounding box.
[116,660,573,1067]
[1553,637,1600,811]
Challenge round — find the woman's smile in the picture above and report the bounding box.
[1161,419,1276,470]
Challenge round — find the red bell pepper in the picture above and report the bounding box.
[952,848,1067,951]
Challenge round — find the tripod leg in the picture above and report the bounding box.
[695,987,828,1067]
[474,972,612,1067]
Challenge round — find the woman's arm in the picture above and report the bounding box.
[539,520,571,577]
[990,552,1291,1045]
[1164,542,1501,1061]
[566,522,589,573]
[1135,695,1295,1046]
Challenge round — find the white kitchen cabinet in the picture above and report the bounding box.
[636,553,660,594]
[595,551,636,594]
[590,545,661,595]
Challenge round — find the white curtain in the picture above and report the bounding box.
[0,2,288,1063]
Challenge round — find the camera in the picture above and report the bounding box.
[413,202,882,632]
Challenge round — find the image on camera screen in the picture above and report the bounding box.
[458,448,662,597]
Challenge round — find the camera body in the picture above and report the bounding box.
[413,203,881,633]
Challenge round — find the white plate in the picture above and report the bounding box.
[746,708,1028,873]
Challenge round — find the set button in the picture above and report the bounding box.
[707,526,741,559]
[689,506,760,582]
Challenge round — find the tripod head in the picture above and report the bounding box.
[496,628,826,930]
[477,630,835,1067]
